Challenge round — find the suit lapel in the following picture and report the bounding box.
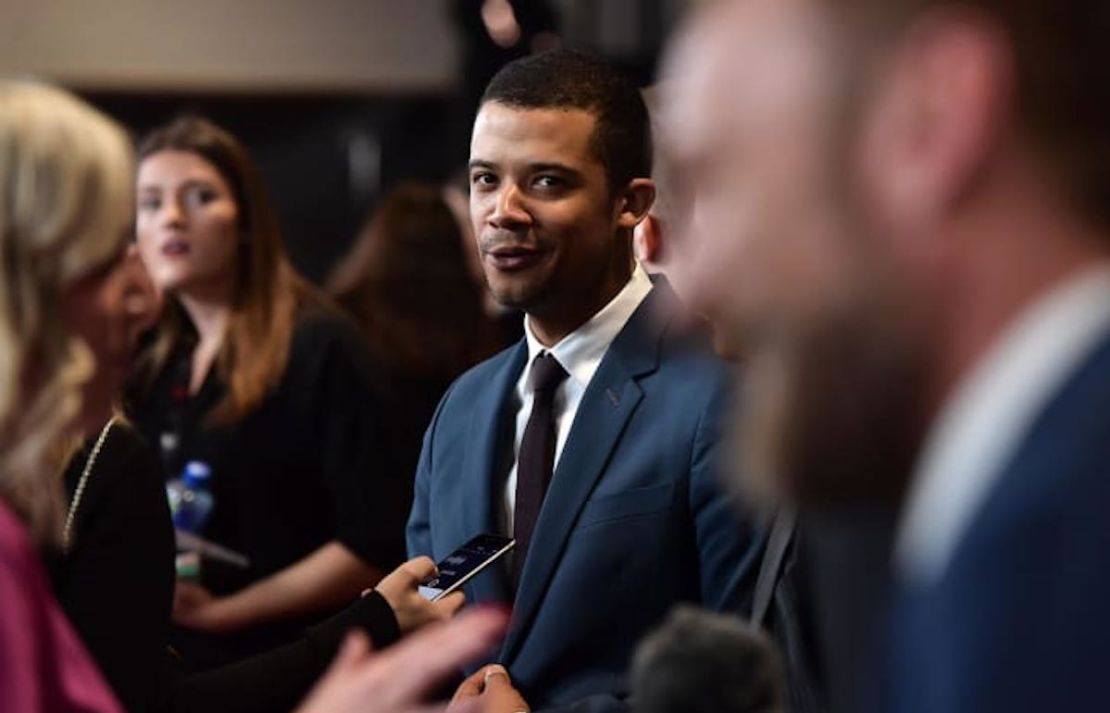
[500,283,673,661]
[459,341,527,606]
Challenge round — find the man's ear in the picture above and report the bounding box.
[616,178,656,230]
[857,8,1012,230]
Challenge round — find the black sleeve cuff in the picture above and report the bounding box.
[305,590,402,661]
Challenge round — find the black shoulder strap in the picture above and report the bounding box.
[751,507,798,627]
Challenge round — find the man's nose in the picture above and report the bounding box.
[489,184,530,229]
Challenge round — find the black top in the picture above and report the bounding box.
[46,420,177,713]
[126,309,409,664]
[47,421,404,713]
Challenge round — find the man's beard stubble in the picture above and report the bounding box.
[725,70,934,511]
[727,295,929,510]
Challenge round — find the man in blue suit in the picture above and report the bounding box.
[406,50,762,712]
[663,1,1110,712]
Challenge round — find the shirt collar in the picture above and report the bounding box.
[523,262,653,389]
[896,264,1110,586]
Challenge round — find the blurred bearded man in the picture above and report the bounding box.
[662,1,1110,712]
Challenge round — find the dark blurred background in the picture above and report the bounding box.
[1,0,690,282]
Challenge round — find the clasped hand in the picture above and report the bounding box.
[449,664,531,713]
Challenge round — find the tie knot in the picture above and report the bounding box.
[531,352,568,393]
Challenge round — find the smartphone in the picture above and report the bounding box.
[418,534,515,601]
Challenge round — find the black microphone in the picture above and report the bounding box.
[631,605,785,713]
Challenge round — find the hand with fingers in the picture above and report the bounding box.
[296,606,509,713]
[449,664,531,713]
[372,556,467,633]
[173,580,234,632]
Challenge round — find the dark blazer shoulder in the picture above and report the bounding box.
[887,329,1110,713]
[962,328,1110,547]
[626,278,733,394]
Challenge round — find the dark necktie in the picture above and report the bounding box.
[512,352,568,586]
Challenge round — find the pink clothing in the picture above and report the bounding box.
[0,502,121,713]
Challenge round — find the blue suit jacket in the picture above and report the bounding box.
[407,281,762,711]
[881,329,1110,713]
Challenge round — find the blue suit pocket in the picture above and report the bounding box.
[573,482,677,531]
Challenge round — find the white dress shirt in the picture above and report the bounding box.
[501,263,654,535]
[896,265,1110,586]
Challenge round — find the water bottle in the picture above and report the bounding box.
[166,460,214,533]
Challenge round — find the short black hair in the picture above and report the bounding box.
[480,49,652,192]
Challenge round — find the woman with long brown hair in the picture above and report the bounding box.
[128,117,408,668]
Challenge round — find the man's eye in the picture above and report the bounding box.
[471,172,497,188]
[137,196,160,211]
[534,176,562,189]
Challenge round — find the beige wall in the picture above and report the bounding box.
[0,0,459,93]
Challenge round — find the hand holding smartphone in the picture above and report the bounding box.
[419,534,515,601]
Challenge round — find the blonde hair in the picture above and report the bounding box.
[0,81,134,543]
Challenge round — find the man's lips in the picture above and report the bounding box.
[484,245,547,271]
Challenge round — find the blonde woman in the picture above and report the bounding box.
[0,77,142,713]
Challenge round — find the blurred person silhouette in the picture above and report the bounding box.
[630,606,784,713]
[0,79,508,713]
[327,182,503,489]
[643,75,888,713]
[0,77,142,713]
[663,1,1110,712]
[127,117,408,668]
[42,253,176,713]
[654,65,895,713]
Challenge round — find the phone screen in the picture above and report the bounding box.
[419,534,515,601]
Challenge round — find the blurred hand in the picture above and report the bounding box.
[374,556,466,633]
[450,664,530,713]
[173,580,231,632]
[296,607,509,713]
